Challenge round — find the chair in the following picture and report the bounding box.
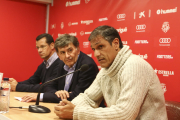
[165,101,180,120]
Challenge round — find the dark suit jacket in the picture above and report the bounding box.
[16,58,63,92]
[43,51,99,103]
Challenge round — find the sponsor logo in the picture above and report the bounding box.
[58,33,62,37]
[66,0,81,7]
[161,83,167,93]
[81,20,93,25]
[136,24,146,32]
[80,31,91,36]
[83,42,89,48]
[58,32,77,37]
[122,41,128,45]
[154,68,174,77]
[138,54,148,59]
[117,14,126,21]
[85,32,91,34]
[157,7,177,15]
[134,10,151,19]
[99,17,108,22]
[139,11,145,18]
[51,24,56,29]
[116,27,127,34]
[158,38,171,46]
[162,22,170,33]
[61,22,64,29]
[69,32,77,36]
[157,55,173,59]
[85,0,90,4]
[80,31,84,36]
[68,22,78,26]
[159,38,171,43]
[134,40,149,44]
[87,53,92,57]
[154,37,176,47]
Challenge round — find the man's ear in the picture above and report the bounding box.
[76,47,80,54]
[112,38,119,49]
[50,42,55,49]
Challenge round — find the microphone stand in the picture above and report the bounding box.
[28,68,82,113]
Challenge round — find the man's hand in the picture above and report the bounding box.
[54,99,75,119]
[9,78,18,91]
[21,93,38,102]
[55,90,69,100]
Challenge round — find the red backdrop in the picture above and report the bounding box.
[48,0,180,102]
[0,0,46,81]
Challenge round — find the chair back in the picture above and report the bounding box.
[165,101,180,120]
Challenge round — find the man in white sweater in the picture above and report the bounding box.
[54,25,168,120]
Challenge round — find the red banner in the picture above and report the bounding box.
[48,0,180,102]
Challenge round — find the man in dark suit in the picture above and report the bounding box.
[22,34,99,103]
[9,33,63,93]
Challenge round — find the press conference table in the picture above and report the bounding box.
[2,92,62,120]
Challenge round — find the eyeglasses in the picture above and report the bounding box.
[36,45,48,50]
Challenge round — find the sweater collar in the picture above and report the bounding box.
[103,45,132,78]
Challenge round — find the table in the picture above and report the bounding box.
[2,92,61,120]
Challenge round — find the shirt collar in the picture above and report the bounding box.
[44,52,58,69]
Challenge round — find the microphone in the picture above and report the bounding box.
[9,106,29,109]
[28,64,89,113]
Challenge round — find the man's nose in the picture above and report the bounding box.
[38,48,42,53]
[65,52,70,58]
[94,50,100,57]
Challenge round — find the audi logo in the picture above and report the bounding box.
[117,14,126,19]
[159,38,171,43]
[136,24,146,30]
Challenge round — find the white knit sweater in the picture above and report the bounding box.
[72,45,167,120]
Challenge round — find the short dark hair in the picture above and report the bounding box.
[88,25,123,48]
[55,34,79,52]
[36,33,54,45]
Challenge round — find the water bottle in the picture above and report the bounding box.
[0,78,11,113]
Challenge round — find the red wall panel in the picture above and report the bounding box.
[0,0,46,82]
[48,0,180,102]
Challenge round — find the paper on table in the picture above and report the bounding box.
[14,97,22,101]
[0,114,11,120]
